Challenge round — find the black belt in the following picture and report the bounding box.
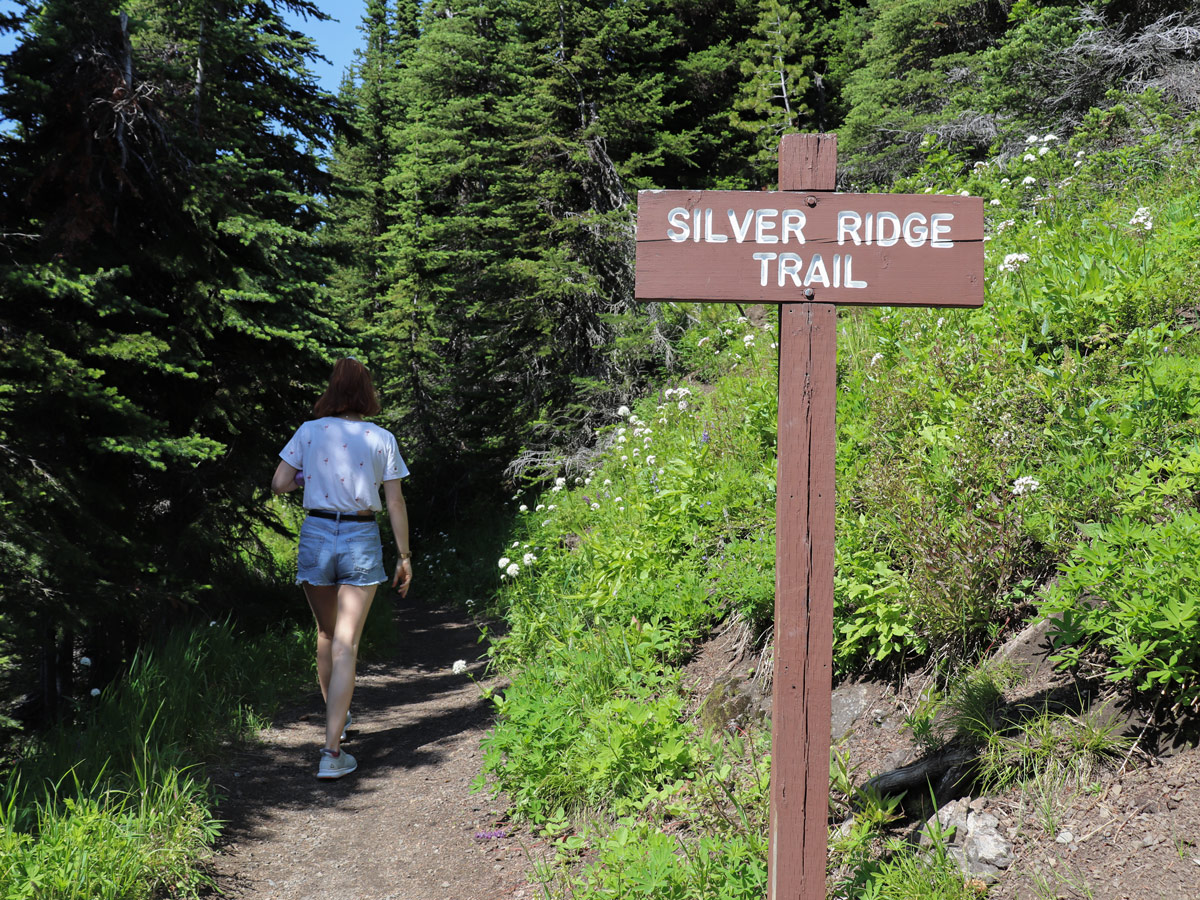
[307,509,375,522]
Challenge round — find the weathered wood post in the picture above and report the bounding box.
[634,133,984,900]
[769,133,838,899]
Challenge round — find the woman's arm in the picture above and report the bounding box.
[383,478,413,597]
[272,460,300,494]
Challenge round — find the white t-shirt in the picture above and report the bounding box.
[279,417,409,512]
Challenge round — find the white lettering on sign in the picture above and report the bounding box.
[755,209,779,243]
[836,210,956,249]
[782,210,806,244]
[664,203,958,290]
[756,252,868,289]
[671,207,959,247]
[730,209,754,243]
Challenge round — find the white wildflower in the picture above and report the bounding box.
[1022,176,1036,185]
[1043,133,1058,142]
[536,504,545,511]
[990,198,1001,206]
[522,552,537,565]
[1025,134,1039,143]
[646,455,656,465]
[678,400,688,410]
[452,660,468,675]
[1129,207,1153,231]
[591,502,600,510]
[1011,476,1040,496]
[604,478,612,485]
[519,504,528,512]
[498,557,511,568]
[870,353,884,366]
[506,563,520,578]
[998,252,1030,274]
[960,190,970,196]
[743,334,755,345]
[1038,146,1049,156]
[617,405,631,417]
[1023,153,1036,162]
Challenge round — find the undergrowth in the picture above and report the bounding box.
[1,620,313,899]
[482,104,1200,897]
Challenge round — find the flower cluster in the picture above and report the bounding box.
[1129,207,1153,231]
[452,659,469,675]
[998,252,1030,274]
[1011,475,1040,496]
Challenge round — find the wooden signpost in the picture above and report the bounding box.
[634,134,985,900]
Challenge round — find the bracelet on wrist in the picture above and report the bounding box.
[399,551,412,559]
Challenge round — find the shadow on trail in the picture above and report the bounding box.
[209,598,497,847]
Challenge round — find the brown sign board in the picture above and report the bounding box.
[635,189,984,307]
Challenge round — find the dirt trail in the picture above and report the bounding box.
[206,601,537,900]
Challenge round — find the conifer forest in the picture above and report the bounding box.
[3,0,1200,897]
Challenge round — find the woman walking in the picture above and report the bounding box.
[272,358,412,779]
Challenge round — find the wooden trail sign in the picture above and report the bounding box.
[634,134,985,900]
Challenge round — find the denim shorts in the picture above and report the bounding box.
[295,515,387,587]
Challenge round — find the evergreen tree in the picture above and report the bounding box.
[0,0,339,721]
[731,0,816,174]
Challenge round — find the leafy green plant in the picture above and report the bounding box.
[1044,510,1200,710]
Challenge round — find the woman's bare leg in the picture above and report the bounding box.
[322,583,377,751]
[303,584,338,702]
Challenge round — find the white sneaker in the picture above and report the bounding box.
[317,748,357,780]
[340,711,353,742]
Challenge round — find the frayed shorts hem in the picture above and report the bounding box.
[296,578,387,588]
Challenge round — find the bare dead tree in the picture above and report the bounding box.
[1054,7,1200,112]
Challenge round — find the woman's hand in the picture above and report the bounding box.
[392,557,413,597]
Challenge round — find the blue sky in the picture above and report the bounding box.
[0,1,366,94]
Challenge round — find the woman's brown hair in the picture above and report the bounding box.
[313,358,381,418]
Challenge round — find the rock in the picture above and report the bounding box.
[1056,831,1074,844]
[830,682,879,740]
[697,676,765,732]
[922,799,1014,883]
[919,797,971,848]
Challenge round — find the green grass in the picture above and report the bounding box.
[1,619,313,900]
